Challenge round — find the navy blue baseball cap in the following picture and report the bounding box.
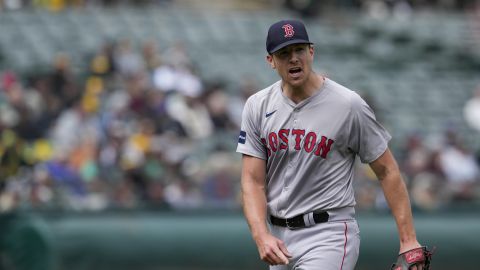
[266,19,313,54]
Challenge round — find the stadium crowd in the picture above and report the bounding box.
[0,38,251,211]
[1,0,479,12]
[0,35,478,213]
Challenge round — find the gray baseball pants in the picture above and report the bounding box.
[269,207,360,270]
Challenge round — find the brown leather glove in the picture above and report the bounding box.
[391,246,434,270]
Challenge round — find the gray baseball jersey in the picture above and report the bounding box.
[236,78,391,218]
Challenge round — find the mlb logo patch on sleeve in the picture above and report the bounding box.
[238,130,247,144]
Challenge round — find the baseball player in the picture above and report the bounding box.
[236,19,427,270]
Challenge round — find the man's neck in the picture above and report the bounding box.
[282,73,324,104]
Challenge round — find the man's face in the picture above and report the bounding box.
[267,44,314,88]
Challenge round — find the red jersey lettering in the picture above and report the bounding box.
[278,129,290,150]
[268,132,279,152]
[304,132,317,153]
[291,129,305,150]
[314,136,335,159]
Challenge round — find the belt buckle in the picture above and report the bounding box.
[285,219,292,229]
[285,219,295,229]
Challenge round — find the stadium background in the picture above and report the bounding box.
[0,0,479,269]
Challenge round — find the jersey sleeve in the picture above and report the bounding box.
[348,93,392,163]
[236,96,267,160]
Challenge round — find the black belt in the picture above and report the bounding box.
[270,211,329,229]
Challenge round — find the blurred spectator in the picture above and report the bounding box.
[199,152,240,208]
[49,53,80,111]
[363,0,389,19]
[90,42,116,78]
[401,133,444,210]
[153,64,177,92]
[436,131,480,202]
[0,0,22,10]
[353,161,383,210]
[165,92,213,140]
[49,100,100,159]
[0,130,30,181]
[362,0,412,20]
[402,133,432,179]
[204,82,238,133]
[141,40,163,72]
[1,76,45,140]
[463,85,480,132]
[227,75,258,129]
[152,41,202,97]
[144,90,187,136]
[114,39,146,77]
[162,41,192,71]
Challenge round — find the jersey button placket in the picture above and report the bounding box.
[278,108,297,211]
[290,108,299,152]
[292,107,299,127]
[292,107,300,151]
[286,108,298,183]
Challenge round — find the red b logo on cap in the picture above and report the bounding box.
[282,24,294,38]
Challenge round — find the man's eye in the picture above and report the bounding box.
[296,48,304,52]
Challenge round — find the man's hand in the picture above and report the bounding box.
[254,232,292,265]
[399,239,422,254]
[392,244,434,270]
[399,240,423,270]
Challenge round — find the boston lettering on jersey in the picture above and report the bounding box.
[260,129,335,158]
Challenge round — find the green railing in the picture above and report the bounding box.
[0,209,479,270]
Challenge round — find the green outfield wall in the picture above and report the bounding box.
[0,210,478,270]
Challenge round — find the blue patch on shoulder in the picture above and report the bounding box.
[238,130,246,144]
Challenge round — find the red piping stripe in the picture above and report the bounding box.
[340,222,348,270]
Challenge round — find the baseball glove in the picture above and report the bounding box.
[391,246,434,270]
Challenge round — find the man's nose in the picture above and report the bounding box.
[289,52,299,63]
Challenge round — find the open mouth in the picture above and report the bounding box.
[289,67,302,76]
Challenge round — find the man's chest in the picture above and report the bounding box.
[259,105,349,159]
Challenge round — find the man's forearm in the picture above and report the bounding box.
[380,171,417,245]
[241,180,269,239]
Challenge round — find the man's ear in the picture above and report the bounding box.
[266,55,276,69]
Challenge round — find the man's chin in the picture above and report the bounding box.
[286,78,305,88]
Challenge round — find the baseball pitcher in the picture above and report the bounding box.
[236,19,433,270]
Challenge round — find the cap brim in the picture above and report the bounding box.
[268,39,313,54]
